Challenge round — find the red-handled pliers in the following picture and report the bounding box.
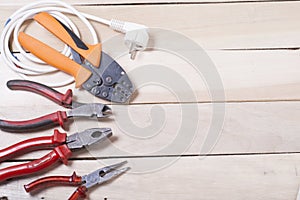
[24,161,129,200]
[0,128,112,182]
[0,80,111,132]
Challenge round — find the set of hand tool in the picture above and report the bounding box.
[0,10,135,200]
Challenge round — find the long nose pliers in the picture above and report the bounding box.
[0,80,111,132]
[24,161,129,200]
[0,128,112,182]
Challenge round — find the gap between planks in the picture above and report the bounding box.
[5,151,300,163]
[2,0,300,6]
[1,99,300,107]
[1,154,300,200]
[76,0,300,6]
[4,2,300,50]
[2,50,300,104]
[2,99,300,159]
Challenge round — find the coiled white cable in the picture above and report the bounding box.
[1,0,148,87]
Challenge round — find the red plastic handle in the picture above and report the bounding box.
[7,80,73,108]
[0,129,66,162]
[69,185,88,200]
[0,111,68,132]
[0,145,72,182]
[24,171,82,193]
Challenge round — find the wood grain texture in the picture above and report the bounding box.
[2,2,300,50]
[0,101,300,160]
[1,50,300,104]
[1,155,300,200]
[0,1,300,199]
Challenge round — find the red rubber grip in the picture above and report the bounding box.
[0,129,66,162]
[0,145,72,183]
[69,185,88,200]
[24,171,82,193]
[0,111,68,132]
[7,80,73,108]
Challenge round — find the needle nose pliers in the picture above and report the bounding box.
[0,80,111,132]
[24,161,129,200]
[0,128,112,182]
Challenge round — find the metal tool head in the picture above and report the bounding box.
[81,52,134,103]
[82,161,130,189]
[66,128,112,149]
[66,103,112,118]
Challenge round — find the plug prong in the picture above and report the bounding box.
[129,43,137,60]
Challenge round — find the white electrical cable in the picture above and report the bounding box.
[1,0,145,87]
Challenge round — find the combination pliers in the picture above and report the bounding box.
[0,128,112,182]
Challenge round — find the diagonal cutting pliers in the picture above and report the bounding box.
[24,161,129,200]
[0,128,112,183]
[0,80,111,132]
[18,12,134,103]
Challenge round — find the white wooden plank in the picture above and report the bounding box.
[1,50,300,104]
[1,155,300,199]
[1,101,300,159]
[2,2,300,49]
[0,2,298,200]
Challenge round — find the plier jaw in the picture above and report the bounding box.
[66,128,112,150]
[66,103,112,119]
[23,161,129,199]
[82,161,130,189]
[0,80,112,132]
[81,53,134,103]
[0,128,112,182]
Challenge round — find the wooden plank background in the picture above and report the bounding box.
[1,0,300,199]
